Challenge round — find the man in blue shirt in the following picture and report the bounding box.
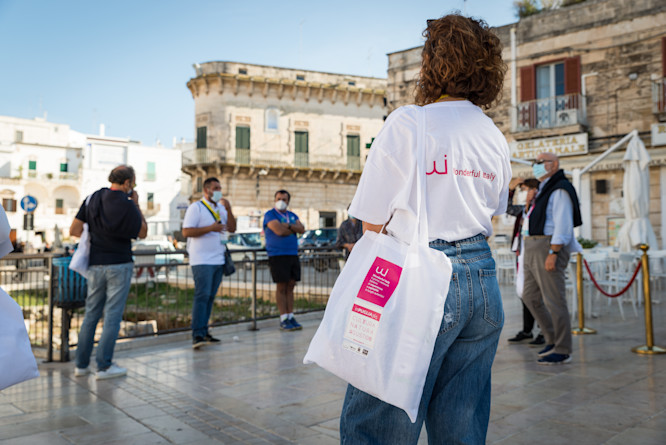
[523,152,582,365]
[263,190,305,331]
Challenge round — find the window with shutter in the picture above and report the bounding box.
[347,135,360,170]
[196,126,207,149]
[294,131,309,167]
[236,126,250,149]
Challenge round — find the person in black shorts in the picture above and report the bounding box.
[263,190,305,331]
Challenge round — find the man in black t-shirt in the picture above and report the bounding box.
[69,165,147,380]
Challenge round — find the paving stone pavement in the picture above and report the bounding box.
[1,285,665,444]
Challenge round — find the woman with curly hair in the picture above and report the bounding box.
[340,14,511,444]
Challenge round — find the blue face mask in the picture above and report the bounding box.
[212,191,223,202]
[532,163,548,179]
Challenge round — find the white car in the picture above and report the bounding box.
[226,230,265,266]
[132,240,185,267]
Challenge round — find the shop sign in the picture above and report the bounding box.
[510,133,588,160]
[652,123,666,147]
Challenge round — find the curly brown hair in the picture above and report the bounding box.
[415,14,506,109]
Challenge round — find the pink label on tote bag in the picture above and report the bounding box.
[356,257,402,308]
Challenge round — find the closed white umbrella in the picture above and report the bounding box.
[615,134,658,252]
[53,224,62,249]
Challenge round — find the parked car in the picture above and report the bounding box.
[132,239,185,269]
[298,228,338,248]
[298,228,340,272]
[226,230,266,267]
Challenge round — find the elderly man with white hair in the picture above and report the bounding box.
[522,152,583,365]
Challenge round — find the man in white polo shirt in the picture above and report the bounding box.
[182,177,236,349]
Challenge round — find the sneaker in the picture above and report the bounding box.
[529,334,545,346]
[280,319,296,331]
[96,364,127,380]
[538,344,555,357]
[192,336,206,349]
[74,367,91,377]
[289,317,303,330]
[508,331,533,343]
[204,334,221,344]
[538,353,572,365]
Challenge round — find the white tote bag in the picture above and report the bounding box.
[304,107,452,422]
[0,286,40,391]
[69,195,92,279]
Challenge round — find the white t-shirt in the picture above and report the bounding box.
[349,102,511,242]
[183,199,228,266]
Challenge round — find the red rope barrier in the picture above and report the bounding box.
[583,258,642,298]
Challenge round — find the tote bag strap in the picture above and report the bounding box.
[411,106,430,247]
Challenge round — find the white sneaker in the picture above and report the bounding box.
[95,364,127,380]
[74,367,91,377]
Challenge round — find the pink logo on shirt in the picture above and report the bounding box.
[356,257,402,308]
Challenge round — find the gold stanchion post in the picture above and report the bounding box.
[573,252,596,335]
[632,244,666,355]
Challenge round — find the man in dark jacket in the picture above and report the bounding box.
[522,152,582,365]
[70,165,147,379]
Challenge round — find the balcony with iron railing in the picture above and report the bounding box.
[184,148,362,172]
[514,93,585,132]
[652,78,666,115]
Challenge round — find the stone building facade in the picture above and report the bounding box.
[387,0,666,247]
[183,62,386,231]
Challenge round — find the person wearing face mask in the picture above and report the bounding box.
[263,190,305,331]
[506,178,545,346]
[70,165,147,380]
[522,152,582,365]
[335,206,363,268]
[182,177,236,349]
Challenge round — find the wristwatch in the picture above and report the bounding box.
[548,248,559,255]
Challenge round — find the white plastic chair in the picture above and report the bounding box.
[605,252,640,319]
[494,248,516,285]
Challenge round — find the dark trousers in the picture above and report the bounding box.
[522,300,535,333]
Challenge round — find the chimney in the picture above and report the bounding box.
[99,123,105,136]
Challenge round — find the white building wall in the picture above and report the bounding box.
[0,115,188,249]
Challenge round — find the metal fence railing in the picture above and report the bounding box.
[515,93,584,132]
[4,247,344,362]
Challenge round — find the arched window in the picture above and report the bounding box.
[265,108,279,132]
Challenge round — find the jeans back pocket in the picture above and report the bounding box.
[479,269,503,327]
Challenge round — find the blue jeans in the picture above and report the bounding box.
[340,234,503,445]
[75,263,133,371]
[191,264,224,339]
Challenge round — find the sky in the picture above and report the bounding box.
[0,0,518,147]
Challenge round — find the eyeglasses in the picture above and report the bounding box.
[532,160,554,166]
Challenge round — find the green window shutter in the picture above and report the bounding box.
[196,126,207,149]
[60,163,68,172]
[236,126,250,149]
[28,160,36,170]
[347,135,360,157]
[295,131,308,153]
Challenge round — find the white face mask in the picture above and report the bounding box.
[515,189,528,206]
[212,191,223,202]
[275,200,288,211]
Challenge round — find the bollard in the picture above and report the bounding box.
[572,252,596,335]
[632,244,665,354]
[248,250,259,331]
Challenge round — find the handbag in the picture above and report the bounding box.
[69,194,92,279]
[304,107,452,422]
[223,248,235,276]
[0,288,40,390]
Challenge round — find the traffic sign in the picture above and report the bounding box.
[20,195,38,212]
